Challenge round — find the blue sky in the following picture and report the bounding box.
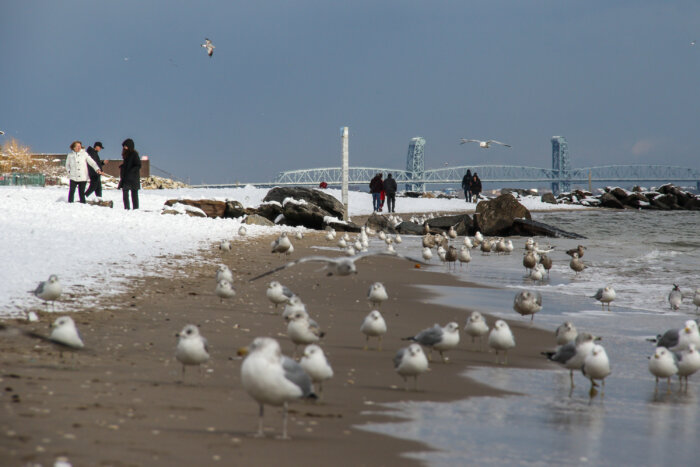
[2,1,699,184]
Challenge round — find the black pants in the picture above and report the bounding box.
[122,188,139,210]
[386,193,396,212]
[464,189,472,202]
[68,180,87,203]
[84,175,102,198]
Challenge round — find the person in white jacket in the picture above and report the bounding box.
[66,140,104,203]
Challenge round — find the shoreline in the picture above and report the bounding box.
[0,232,554,466]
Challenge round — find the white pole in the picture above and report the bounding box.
[341,126,349,221]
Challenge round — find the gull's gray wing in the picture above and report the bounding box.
[21,330,85,351]
[393,347,407,369]
[593,288,604,300]
[489,140,512,147]
[281,286,295,298]
[547,342,576,364]
[282,356,314,397]
[249,256,334,281]
[534,292,543,306]
[413,325,443,347]
[460,138,479,145]
[656,329,679,349]
[354,251,427,265]
[31,281,46,295]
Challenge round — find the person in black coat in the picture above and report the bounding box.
[84,141,107,198]
[461,169,472,202]
[369,173,383,212]
[118,138,142,210]
[470,173,483,201]
[383,173,398,213]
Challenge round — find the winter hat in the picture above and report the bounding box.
[121,138,135,151]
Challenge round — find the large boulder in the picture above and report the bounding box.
[244,214,274,226]
[365,212,398,234]
[540,193,557,204]
[395,221,424,235]
[282,200,331,230]
[624,192,651,209]
[474,194,531,236]
[426,214,473,236]
[684,197,700,210]
[511,219,586,239]
[598,192,625,209]
[263,187,344,219]
[326,219,362,233]
[164,199,226,218]
[224,200,247,218]
[255,202,284,222]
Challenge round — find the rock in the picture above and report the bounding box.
[254,202,284,222]
[624,192,651,209]
[365,212,398,234]
[263,187,344,219]
[598,192,625,209]
[502,188,538,197]
[164,199,226,218]
[224,200,247,218]
[403,192,423,198]
[610,187,630,201]
[141,176,188,190]
[87,199,113,208]
[511,219,586,239]
[325,219,362,233]
[161,204,207,218]
[474,194,531,236]
[282,200,331,230]
[243,214,274,226]
[540,193,557,204]
[654,193,682,209]
[395,221,424,235]
[426,214,473,236]
[684,197,700,210]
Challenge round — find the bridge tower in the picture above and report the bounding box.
[405,137,425,191]
[551,136,571,194]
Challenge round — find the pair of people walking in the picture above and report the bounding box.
[461,170,482,202]
[369,173,398,213]
[66,138,142,209]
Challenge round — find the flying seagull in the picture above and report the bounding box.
[460,138,511,148]
[249,251,425,281]
[0,130,5,135]
[201,38,215,57]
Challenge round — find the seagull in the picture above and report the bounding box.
[239,337,316,439]
[675,343,700,391]
[271,232,292,256]
[219,240,232,252]
[393,343,429,391]
[300,344,334,399]
[215,280,236,302]
[523,251,537,273]
[23,316,84,358]
[249,251,424,281]
[175,324,210,379]
[287,311,325,354]
[266,281,295,308]
[0,130,4,135]
[30,274,62,310]
[543,332,600,388]
[360,310,387,351]
[529,263,546,282]
[693,289,700,311]
[582,344,611,397]
[458,246,471,267]
[651,320,700,351]
[404,322,460,362]
[555,321,578,346]
[669,284,682,310]
[592,286,616,311]
[648,347,678,392]
[282,296,308,322]
[513,290,543,321]
[539,253,552,275]
[464,311,489,351]
[201,38,215,57]
[325,229,336,241]
[488,320,515,365]
[569,252,586,275]
[294,230,304,240]
[215,264,234,284]
[447,226,457,239]
[238,225,247,236]
[692,40,696,46]
[367,282,389,308]
[422,247,433,262]
[566,245,586,258]
[460,138,511,148]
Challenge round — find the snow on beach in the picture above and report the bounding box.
[0,185,587,318]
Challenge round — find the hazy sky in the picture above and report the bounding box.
[2,1,699,184]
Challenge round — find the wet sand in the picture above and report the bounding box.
[0,232,552,466]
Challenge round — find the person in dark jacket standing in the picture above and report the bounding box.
[471,173,483,201]
[369,173,383,212]
[461,169,472,202]
[84,141,107,198]
[118,138,142,210]
[384,173,398,213]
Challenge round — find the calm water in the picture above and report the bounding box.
[359,209,700,466]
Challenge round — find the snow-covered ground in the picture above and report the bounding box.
[0,185,588,318]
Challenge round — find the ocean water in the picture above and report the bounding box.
[359,209,700,466]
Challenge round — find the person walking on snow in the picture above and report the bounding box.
[369,173,383,212]
[461,169,472,202]
[66,140,104,203]
[384,173,398,213]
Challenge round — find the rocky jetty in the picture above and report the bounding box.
[555,184,700,211]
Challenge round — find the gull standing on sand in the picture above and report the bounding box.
[30,274,62,310]
[219,240,232,252]
[287,311,325,354]
[422,247,433,262]
[648,347,678,392]
[543,333,600,388]
[464,311,489,351]
[215,280,236,302]
[539,254,552,276]
[271,232,292,256]
[458,246,471,267]
[394,343,429,391]
[404,322,461,362]
[300,344,334,398]
[282,296,308,322]
[238,225,247,236]
[675,344,700,390]
[361,310,387,350]
[460,138,512,148]
[175,324,210,379]
[488,320,515,365]
[669,284,682,310]
[266,281,295,308]
[23,316,85,358]
[367,282,388,308]
[513,290,543,321]
[215,264,234,284]
[240,337,316,439]
[566,245,586,258]
[555,321,578,346]
[569,252,586,275]
[592,286,616,311]
[523,251,537,273]
[651,320,700,351]
[201,38,215,57]
[249,251,424,281]
[583,344,611,397]
[529,263,546,282]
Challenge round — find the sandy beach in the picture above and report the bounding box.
[0,232,553,466]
